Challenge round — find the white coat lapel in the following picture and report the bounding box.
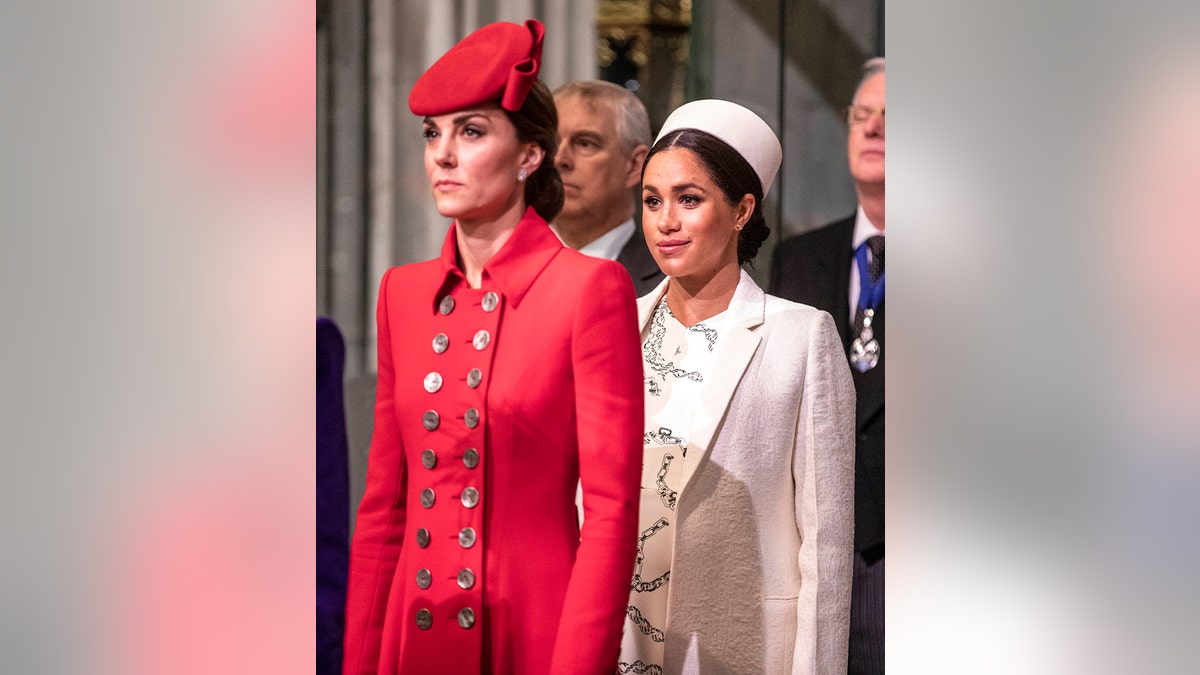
[637,271,766,491]
[635,277,671,331]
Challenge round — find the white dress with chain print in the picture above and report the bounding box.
[618,298,736,675]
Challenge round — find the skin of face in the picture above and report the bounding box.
[848,71,886,189]
[641,146,752,288]
[422,104,541,225]
[554,95,646,234]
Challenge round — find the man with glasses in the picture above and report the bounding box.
[770,56,885,675]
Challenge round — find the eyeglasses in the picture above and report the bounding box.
[846,105,885,125]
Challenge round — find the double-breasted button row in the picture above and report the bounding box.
[426,408,485,429]
[414,606,478,630]
[411,567,475,591]
[423,368,483,390]
[430,333,491,354]
[422,408,477,427]
[410,566,475,588]
[438,291,498,316]
[424,448,480,470]
[422,409,481,430]
[415,607,476,630]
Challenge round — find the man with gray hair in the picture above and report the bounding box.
[770,57,886,674]
[552,80,664,296]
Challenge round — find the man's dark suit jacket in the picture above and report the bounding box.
[769,214,884,558]
[617,226,665,298]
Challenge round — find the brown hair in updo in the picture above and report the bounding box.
[504,80,564,222]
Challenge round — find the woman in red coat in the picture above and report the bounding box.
[342,19,644,675]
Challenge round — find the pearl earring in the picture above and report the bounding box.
[517,168,527,183]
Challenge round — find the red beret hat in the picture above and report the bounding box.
[409,19,544,116]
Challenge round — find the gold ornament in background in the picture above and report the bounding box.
[596,0,692,131]
[598,0,690,26]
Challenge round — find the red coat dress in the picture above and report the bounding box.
[343,207,644,674]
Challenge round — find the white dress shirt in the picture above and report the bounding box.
[552,218,635,261]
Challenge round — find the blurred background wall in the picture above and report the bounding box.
[316,0,883,522]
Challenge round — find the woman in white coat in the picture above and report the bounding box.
[618,100,856,675]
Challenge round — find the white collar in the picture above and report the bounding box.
[851,205,884,250]
[572,218,635,261]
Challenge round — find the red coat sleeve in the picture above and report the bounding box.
[549,261,644,674]
[343,268,408,675]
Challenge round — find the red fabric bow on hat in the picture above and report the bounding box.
[409,18,544,116]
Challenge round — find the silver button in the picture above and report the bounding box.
[463,447,480,469]
[472,330,490,350]
[420,488,435,508]
[439,295,455,315]
[416,528,430,548]
[432,333,449,354]
[457,607,476,629]
[422,410,439,431]
[420,449,437,469]
[467,368,483,389]
[423,372,443,393]
[458,527,477,548]
[482,292,499,312]
[457,568,476,590]
[415,568,432,589]
[415,608,433,630]
[461,487,479,509]
[464,408,480,429]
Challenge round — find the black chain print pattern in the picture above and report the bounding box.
[617,660,663,675]
[655,453,677,510]
[631,517,671,593]
[643,300,704,393]
[625,605,665,642]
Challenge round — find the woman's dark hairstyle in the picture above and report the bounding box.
[642,128,769,265]
[504,80,564,222]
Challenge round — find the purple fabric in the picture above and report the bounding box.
[316,317,349,674]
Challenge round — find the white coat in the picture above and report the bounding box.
[636,270,856,674]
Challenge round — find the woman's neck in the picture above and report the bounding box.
[665,262,741,327]
[455,201,527,288]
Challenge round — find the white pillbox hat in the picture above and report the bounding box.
[654,99,783,196]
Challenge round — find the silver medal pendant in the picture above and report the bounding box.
[851,309,880,372]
